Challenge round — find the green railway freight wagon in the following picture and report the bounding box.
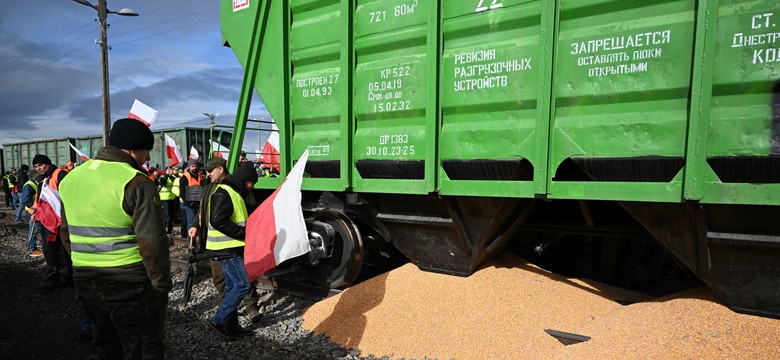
[72,127,233,169]
[4,127,232,171]
[2,138,75,170]
[220,0,780,318]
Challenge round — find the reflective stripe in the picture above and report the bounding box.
[205,234,235,242]
[69,225,135,237]
[206,184,248,250]
[207,221,247,242]
[71,240,138,253]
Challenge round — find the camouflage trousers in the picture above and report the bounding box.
[76,280,168,360]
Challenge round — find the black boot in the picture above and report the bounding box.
[39,273,61,290]
[207,320,238,340]
[229,324,254,337]
[61,275,75,288]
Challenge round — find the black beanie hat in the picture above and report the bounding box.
[32,154,52,166]
[233,162,258,184]
[109,118,155,150]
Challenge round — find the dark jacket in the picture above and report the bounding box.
[16,168,28,190]
[59,146,172,293]
[196,176,250,260]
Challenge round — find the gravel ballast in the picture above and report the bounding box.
[2,202,779,359]
[0,207,369,360]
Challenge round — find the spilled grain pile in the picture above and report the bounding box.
[302,251,654,359]
[553,287,780,359]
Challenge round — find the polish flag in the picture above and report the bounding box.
[211,141,230,159]
[245,150,310,281]
[189,146,199,160]
[68,143,90,162]
[35,181,62,241]
[164,134,184,167]
[261,123,280,171]
[128,99,158,127]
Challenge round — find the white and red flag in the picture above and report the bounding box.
[35,181,62,241]
[128,99,158,127]
[261,123,280,171]
[189,146,199,160]
[164,134,184,167]
[245,150,309,281]
[68,143,90,162]
[211,141,230,159]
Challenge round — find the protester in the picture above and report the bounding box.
[157,166,179,234]
[9,168,21,219]
[190,159,263,326]
[1,171,13,208]
[179,159,204,238]
[189,158,257,339]
[59,118,171,358]
[21,173,44,257]
[32,155,72,289]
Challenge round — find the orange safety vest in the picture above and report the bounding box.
[48,167,70,191]
[182,171,203,186]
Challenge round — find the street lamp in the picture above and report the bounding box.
[73,0,139,146]
[203,112,217,125]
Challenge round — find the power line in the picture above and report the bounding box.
[5,42,97,83]
[112,15,219,47]
[110,0,195,26]
[4,6,219,82]
[0,20,96,69]
[111,6,217,39]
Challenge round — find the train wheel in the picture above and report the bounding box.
[307,210,363,289]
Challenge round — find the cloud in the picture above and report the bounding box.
[0,0,251,147]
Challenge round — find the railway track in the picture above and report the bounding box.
[168,235,342,301]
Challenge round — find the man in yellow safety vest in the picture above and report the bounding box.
[189,157,258,340]
[59,118,171,359]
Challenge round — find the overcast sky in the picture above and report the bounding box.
[0,0,269,148]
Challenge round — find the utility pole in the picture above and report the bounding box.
[98,0,110,146]
[72,0,138,145]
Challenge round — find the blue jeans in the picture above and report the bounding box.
[181,203,199,231]
[14,200,24,221]
[210,256,250,327]
[27,216,39,251]
[11,192,19,210]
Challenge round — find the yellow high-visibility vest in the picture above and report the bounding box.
[206,184,247,250]
[159,176,176,201]
[23,180,38,212]
[171,174,182,198]
[59,160,144,267]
